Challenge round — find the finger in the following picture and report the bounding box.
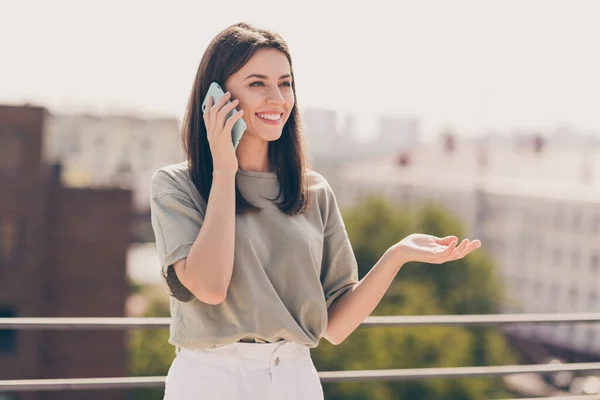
[209,91,232,132]
[210,91,231,114]
[223,109,245,138]
[435,236,458,246]
[203,95,213,131]
[216,99,240,132]
[464,240,482,256]
[440,240,458,255]
[448,239,470,261]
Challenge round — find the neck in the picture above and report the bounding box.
[236,135,272,173]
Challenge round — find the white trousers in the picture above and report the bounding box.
[163,341,324,400]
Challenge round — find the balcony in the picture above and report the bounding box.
[2,313,600,399]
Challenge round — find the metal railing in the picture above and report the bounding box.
[2,313,600,399]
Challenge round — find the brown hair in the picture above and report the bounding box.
[181,22,312,215]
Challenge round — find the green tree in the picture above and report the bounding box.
[127,287,173,400]
[311,195,515,399]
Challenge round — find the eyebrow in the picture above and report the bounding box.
[244,73,292,80]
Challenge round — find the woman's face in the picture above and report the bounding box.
[224,48,295,143]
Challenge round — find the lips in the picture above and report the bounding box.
[255,112,283,125]
[256,112,283,118]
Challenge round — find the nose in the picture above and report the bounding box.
[266,86,285,106]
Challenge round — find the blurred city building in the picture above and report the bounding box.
[330,132,600,359]
[43,112,185,211]
[373,115,420,154]
[0,104,132,400]
[42,112,185,243]
[302,107,421,163]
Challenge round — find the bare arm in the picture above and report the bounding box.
[172,90,244,305]
[324,235,480,344]
[173,172,237,305]
[324,250,401,345]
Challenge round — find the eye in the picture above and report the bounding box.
[249,81,292,87]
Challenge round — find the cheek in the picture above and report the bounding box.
[284,92,295,109]
[237,93,262,113]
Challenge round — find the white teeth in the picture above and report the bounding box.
[257,113,281,121]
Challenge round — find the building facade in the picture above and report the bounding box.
[0,105,132,400]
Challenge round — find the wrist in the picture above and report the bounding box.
[212,169,237,179]
[385,246,407,272]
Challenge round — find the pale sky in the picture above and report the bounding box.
[2,0,600,140]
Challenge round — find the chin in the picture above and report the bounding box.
[262,132,284,142]
[245,129,283,143]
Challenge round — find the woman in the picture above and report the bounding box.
[150,22,481,400]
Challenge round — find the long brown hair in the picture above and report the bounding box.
[182,22,312,215]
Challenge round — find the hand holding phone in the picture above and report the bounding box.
[202,82,247,150]
[201,82,246,176]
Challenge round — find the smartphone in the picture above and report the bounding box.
[201,81,246,150]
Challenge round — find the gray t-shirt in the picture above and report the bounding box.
[150,161,358,349]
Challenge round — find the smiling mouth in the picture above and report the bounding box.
[255,113,283,122]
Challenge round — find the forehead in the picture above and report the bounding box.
[234,48,291,77]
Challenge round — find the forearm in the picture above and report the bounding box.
[325,249,403,345]
[183,173,237,300]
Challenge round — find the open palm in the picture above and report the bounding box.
[390,233,482,266]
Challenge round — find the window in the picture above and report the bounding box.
[94,133,106,171]
[572,249,580,269]
[554,208,564,230]
[0,305,17,354]
[573,212,581,232]
[550,285,559,312]
[0,132,22,177]
[587,328,596,350]
[0,216,25,268]
[534,282,542,298]
[569,288,578,308]
[589,292,598,311]
[553,248,562,267]
[0,394,20,400]
[593,216,600,235]
[591,254,599,273]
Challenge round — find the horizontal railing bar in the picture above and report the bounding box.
[3,363,600,391]
[317,363,600,382]
[0,317,170,330]
[0,376,163,391]
[497,396,600,400]
[3,313,600,330]
[362,313,600,327]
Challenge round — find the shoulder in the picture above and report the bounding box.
[305,169,345,231]
[305,169,337,205]
[151,161,192,198]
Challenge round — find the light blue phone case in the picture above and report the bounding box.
[201,82,247,150]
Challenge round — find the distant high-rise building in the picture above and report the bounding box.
[339,114,358,139]
[376,116,420,152]
[0,104,131,400]
[301,108,338,157]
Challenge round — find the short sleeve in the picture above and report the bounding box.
[319,180,359,309]
[150,170,204,303]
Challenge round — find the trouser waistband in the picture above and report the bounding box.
[176,341,310,369]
